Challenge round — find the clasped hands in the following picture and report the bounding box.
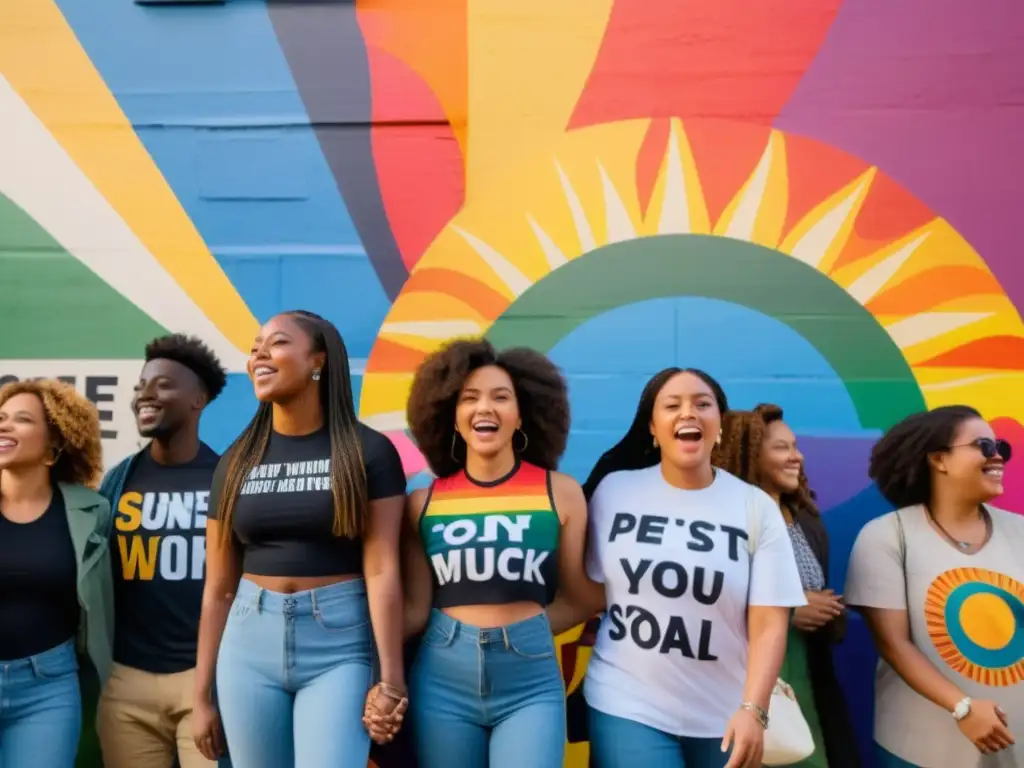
[362,682,409,745]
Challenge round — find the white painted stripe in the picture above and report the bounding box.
[723,139,773,242]
[846,233,930,304]
[788,177,868,269]
[527,214,568,269]
[657,121,691,235]
[380,321,484,338]
[598,162,636,245]
[885,312,993,349]
[0,76,246,371]
[361,411,409,432]
[451,226,532,297]
[555,160,597,254]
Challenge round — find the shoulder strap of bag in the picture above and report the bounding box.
[746,484,762,556]
[894,509,911,636]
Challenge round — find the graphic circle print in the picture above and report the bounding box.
[926,567,1024,687]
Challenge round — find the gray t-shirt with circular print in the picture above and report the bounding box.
[846,505,1024,768]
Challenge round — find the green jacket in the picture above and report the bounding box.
[59,482,115,768]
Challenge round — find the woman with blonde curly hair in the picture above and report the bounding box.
[0,379,115,768]
[714,404,858,767]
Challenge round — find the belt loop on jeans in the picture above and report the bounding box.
[311,590,319,615]
[501,627,510,650]
[256,588,264,614]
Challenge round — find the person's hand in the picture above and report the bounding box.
[958,700,1015,754]
[792,589,844,632]
[192,698,226,760]
[722,706,765,768]
[362,682,408,745]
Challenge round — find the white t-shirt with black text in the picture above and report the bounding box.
[583,466,807,738]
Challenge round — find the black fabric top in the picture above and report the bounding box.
[0,492,79,661]
[211,423,406,577]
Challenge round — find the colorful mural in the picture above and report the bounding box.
[2,0,1024,766]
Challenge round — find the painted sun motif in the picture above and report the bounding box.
[925,567,1024,687]
[359,118,1024,441]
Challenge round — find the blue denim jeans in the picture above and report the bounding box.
[588,707,730,768]
[0,639,82,768]
[215,578,373,768]
[409,609,565,768]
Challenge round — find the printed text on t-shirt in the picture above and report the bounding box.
[240,459,331,495]
[606,512,749,661]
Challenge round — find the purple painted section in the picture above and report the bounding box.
[798,435,875,511]
[776,0,1024,307]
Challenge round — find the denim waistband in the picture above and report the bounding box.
[427,609,552,648]
[235,577,366,616]
[0,638,76,678]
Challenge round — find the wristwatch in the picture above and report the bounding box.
[952,697,972,721]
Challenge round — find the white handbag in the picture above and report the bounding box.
[746,489,816,766]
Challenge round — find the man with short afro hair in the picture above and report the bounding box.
[96,333,231,768]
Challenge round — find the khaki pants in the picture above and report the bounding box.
[97,663,215,768]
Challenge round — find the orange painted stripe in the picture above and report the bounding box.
[866,267,1003,315]
[917,336,1024,370]
[403,268,509,321]
[370,339,429,373]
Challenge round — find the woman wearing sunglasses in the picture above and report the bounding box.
[846,405,1022,767]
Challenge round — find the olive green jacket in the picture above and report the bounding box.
[59,482,114,767]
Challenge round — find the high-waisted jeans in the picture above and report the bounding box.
[0,639,82,768]
[215,578,373,768]
[409,609,566,768]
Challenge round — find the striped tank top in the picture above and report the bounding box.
[419,460,560,609]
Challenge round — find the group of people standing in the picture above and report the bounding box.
[0,309,1020,768]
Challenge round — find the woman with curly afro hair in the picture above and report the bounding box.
[845,406,1023,767]
[0,379,114,768]
[714,404,858,768]
[395,338,601,768]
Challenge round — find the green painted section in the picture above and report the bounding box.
[486,234,925,430]
[0,192,167,359]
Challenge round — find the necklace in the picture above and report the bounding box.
[927,505,991,551]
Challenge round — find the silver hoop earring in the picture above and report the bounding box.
[514,429,529,454]
[451,432,463,464]
[312,368,321,382]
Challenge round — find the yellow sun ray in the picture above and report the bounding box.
[714,131,788,247]
[779,168,876,272]
[838,230,932,304]
[644,118,711,237]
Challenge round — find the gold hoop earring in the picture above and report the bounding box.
[514,429,529,454]
[450,432,462,464]
[716,430,722,446]
[652,436,659,450]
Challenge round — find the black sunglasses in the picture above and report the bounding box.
[947,438,1012,462]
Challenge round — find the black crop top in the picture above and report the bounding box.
[210,423,406,577]
[0,492,80,660]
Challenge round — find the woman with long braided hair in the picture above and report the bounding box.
[714,404,859,767]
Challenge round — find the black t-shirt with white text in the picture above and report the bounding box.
[112,444,219,674]
[211,424,406,578]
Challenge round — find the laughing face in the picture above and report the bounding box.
[132,359,203,439]
[758,419,804,495]
[0,392,52,472]
[454,365,520,463]
[247,314,324,404]
[933,416,1008,502]
[649,372,722,473]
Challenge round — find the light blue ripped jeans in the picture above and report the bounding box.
[215,578,373,768]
